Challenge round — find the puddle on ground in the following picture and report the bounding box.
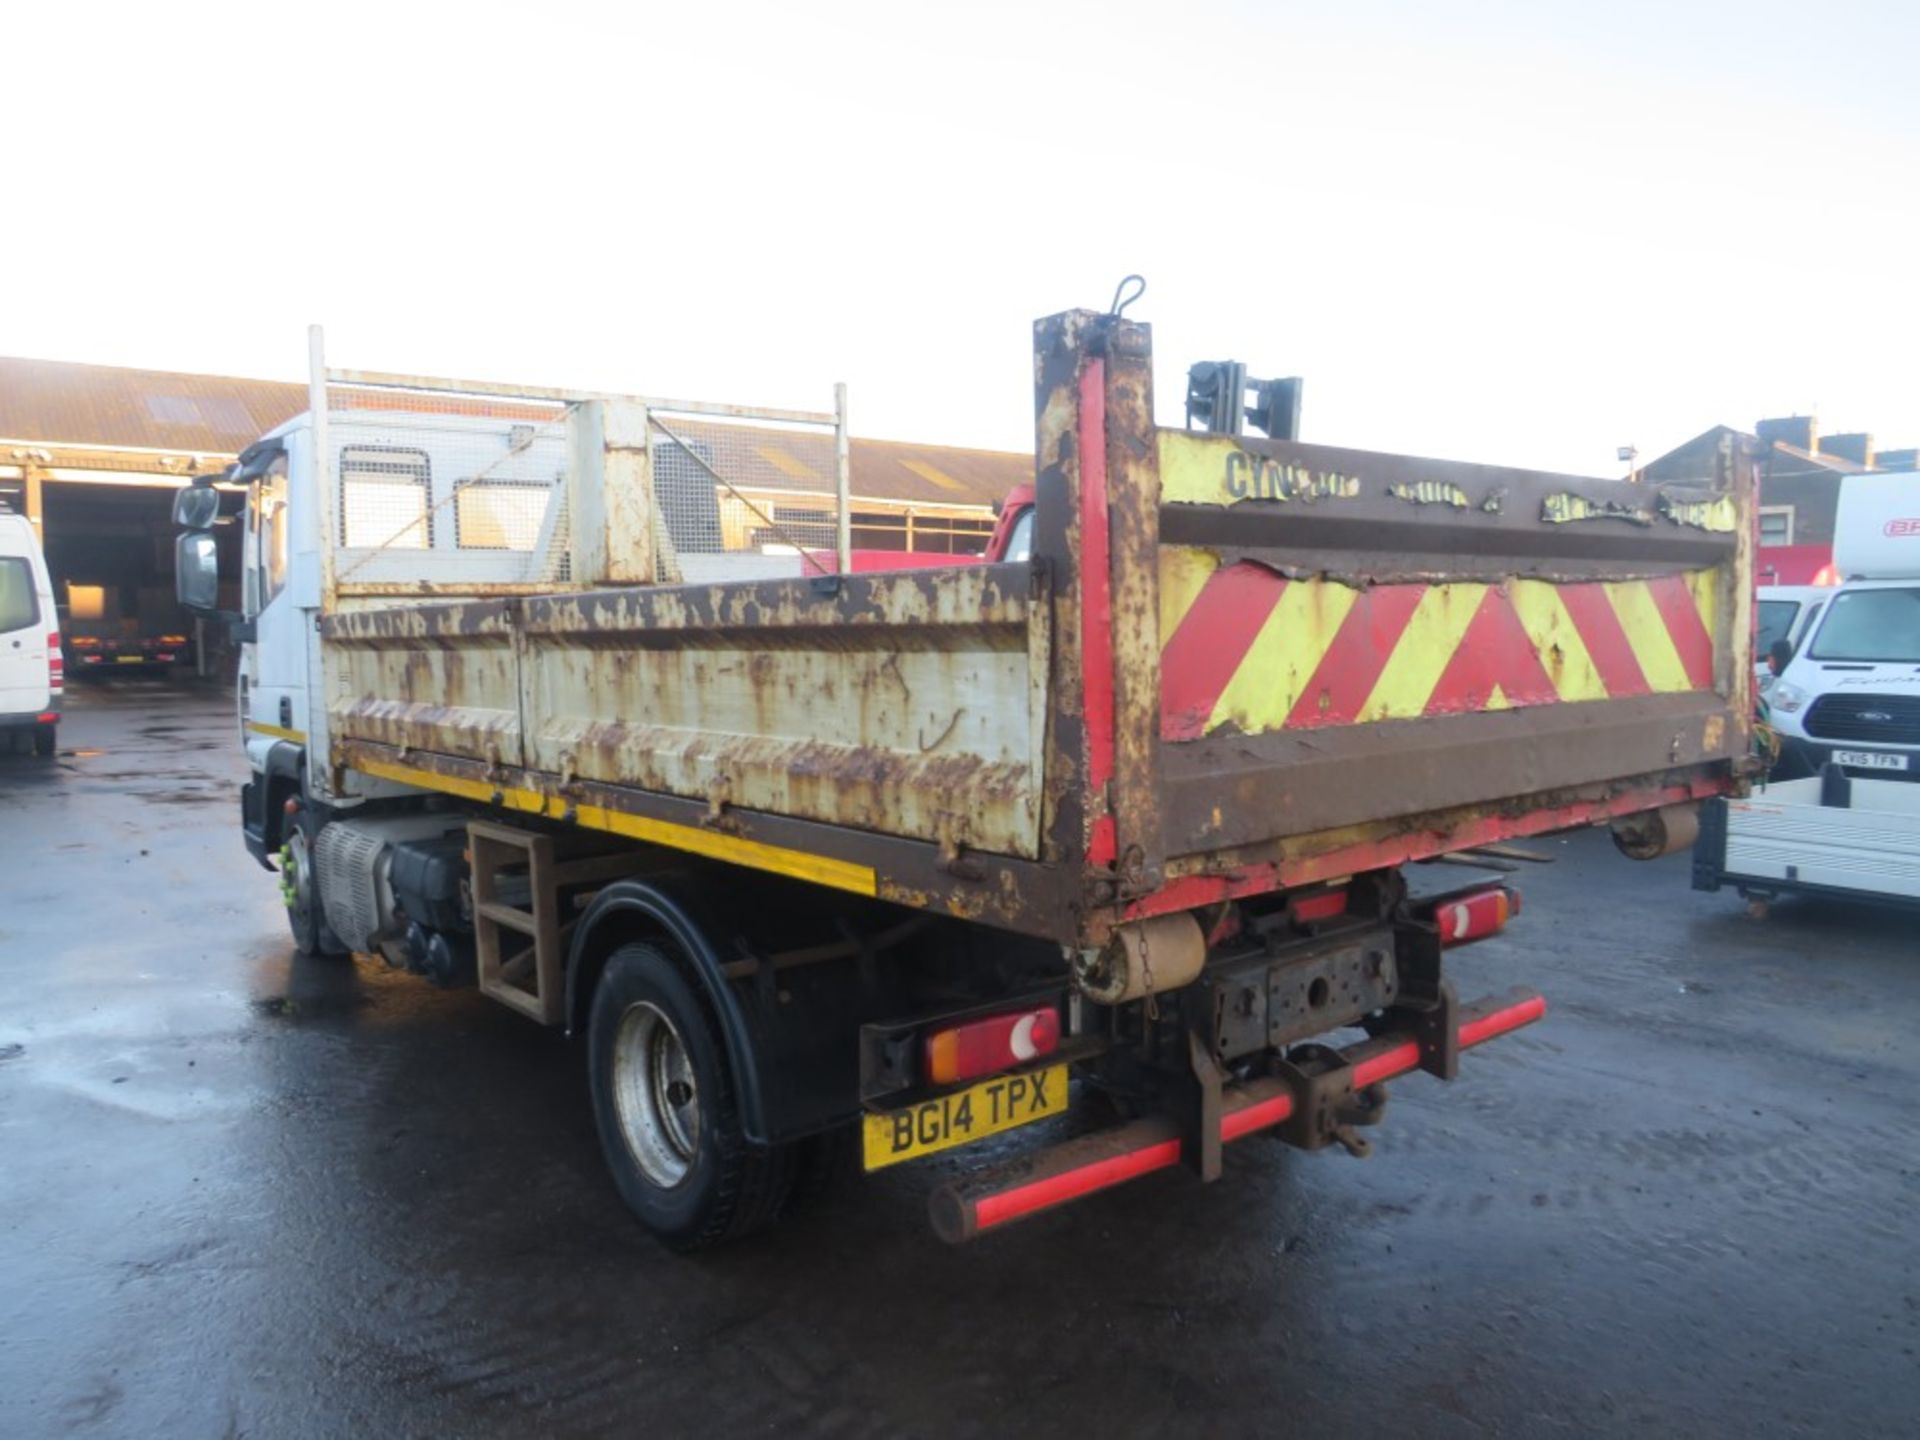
[254,993,374,1021]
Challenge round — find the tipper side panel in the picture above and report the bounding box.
[321,563,1052,861]
[1030,309,1755,934]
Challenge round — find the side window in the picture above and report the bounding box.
[0,557,39,632]
[243,484,263,616]
[455,481,549,550]
[1003,507,1035,563]
[341,447,431,549]
[261,453,290,607]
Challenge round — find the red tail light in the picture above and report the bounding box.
[1429,887,1519,946]
[926,1006,1061,1086]
[47,632,63,691]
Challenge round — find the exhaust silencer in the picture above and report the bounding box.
[1610,803,1700,861]
[1073,913,1207,1004]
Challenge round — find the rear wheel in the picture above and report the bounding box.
[31,724,55,758]
[282,804,348,957]
[588,941,794,1249]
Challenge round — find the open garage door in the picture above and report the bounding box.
[41,480,239,681]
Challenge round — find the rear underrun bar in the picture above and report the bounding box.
[929,988,1547,1243]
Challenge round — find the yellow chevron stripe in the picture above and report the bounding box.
[1606,580,1692,692]
[1358,582,1488,722]
[1165,564,1729,739]
[1686,567,1718,638]
[1508,579,1608,703]
[1207,577,1359,734]
[1158,546,1221,642]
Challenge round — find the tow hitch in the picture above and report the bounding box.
[928,987,1545,1243]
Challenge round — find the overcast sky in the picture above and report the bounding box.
[5,0,1916,475]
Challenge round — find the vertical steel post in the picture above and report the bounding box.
[21,465,43,542]
[834,382,852,573]
[308,324,334,612]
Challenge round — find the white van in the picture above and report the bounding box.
[1754,583,1833,693]
[0,506,62,757]
[1767,475,1920,781]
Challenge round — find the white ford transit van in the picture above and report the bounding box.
[0,506,62,757]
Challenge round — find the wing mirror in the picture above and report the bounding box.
[173,482,221,530]
[175,531,221,612]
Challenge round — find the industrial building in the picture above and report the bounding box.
[0,357,1024,677]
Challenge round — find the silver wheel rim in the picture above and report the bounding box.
[287,826,315,918]
[612,1001,700,1188]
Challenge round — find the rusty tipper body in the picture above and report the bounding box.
[176,305,1754,1247]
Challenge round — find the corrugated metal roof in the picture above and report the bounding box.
[0,357,306,456]
[0,356,1026,507]
[661,421,1025,509]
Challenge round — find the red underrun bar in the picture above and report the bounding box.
[929,989,1546,1243]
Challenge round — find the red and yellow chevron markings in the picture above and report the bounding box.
[1159,549,1718,742]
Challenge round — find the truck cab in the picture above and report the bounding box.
[1766,477,1920,782]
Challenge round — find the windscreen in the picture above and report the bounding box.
[0,557,40,633]
[1807,586,1920,663]
[1755,598,1800,656]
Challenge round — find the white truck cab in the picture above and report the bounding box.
[1766,475,1920,781]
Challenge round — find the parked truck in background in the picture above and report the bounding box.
[173,303,1756,1248]
[46,507,197,674]
[1698,474,1920,915]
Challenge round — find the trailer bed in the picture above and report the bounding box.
[1696,776,1920,908]
[320,310,1756,949]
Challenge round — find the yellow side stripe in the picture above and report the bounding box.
[1686,567,1718,640]
[1358,582,1488,722]
[1508,579,1608,704]
[1605,581,1692,692]
[1158,545,1220,644]
[248,721,308,744]
[350,756,879,897]
[1207,574,1357,735]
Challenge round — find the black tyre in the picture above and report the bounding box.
[31,724,55,758]
[282,803,348,958]
[587,941,794,1249]
[784,1124,858,1216]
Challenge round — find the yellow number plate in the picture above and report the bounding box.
[862,1063,1068,1171]
[115,656,145,664]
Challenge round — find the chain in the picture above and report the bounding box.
[1140,923,1158,1022]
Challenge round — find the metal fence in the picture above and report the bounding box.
[310,327,848,596]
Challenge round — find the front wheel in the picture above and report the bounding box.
[587,941,794,1249]
[282,803,348,958]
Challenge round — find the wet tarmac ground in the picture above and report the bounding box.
[2,681,1916,1438]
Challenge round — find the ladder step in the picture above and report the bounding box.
[477,900,539,935]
